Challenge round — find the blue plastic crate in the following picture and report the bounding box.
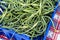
[0,28,30,40]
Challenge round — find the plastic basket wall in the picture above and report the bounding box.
[43,2,60,40]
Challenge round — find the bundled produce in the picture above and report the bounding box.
[0,0,58,39]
